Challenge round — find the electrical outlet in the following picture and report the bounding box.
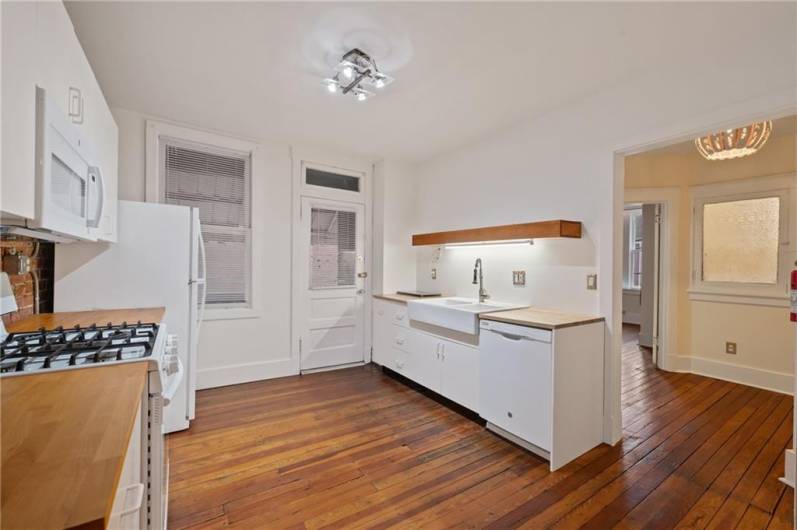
[431,268,437,280]
[512,270,526,286]
[586,274,598,290]
[725,342,737,355]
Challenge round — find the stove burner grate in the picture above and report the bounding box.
[0,321,159,374]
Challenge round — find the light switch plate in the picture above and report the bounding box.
[587,274,598,290]
[431,268,437,280]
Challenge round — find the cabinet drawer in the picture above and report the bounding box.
[391,305,409,328]
[391,326,409,352]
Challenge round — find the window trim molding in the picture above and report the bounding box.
[146,119,264,321]
[689,173,794,303]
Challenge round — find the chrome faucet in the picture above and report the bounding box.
[472,258,489,303]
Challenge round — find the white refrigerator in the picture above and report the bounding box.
[54,200,206,433]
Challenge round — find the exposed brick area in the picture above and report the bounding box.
[1,236,55,326]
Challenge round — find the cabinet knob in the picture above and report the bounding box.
[507,411,513,418]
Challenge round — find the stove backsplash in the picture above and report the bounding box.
[0,235,55,326]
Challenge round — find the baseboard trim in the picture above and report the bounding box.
[197,358,296,389]
[658,353,793,395]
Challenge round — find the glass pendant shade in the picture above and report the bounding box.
[695,121,772,161]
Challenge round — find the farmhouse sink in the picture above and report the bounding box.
[407,297,525,335]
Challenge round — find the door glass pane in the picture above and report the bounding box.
[702,197,779,284]
[310,208,356,288]
[306,168,360,192]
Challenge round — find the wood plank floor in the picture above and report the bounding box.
[168,326,794,529]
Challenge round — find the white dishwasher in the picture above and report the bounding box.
[479,319,553,455]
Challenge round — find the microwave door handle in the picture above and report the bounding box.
[88,166,104,228]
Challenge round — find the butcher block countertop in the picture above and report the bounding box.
[1,362,147,530]
[1,308,163,530]
[373,293,443,304]
[480,307,604,330]
[6,307,166,333]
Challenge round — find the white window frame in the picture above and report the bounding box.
[146,119,263,320]
[689,174,794,306]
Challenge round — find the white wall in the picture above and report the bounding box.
[373,160,419,295]
[416,240,596,312]
[410,61,797,442]
[112,107,370,388]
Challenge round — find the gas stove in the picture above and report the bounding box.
[0,321,159,375]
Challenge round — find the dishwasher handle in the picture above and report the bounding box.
[481,320,553,343]
[490,330,528,342]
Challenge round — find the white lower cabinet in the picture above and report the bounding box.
[438,339,479,411]
[372,298,479,411]
[372,297,605,472]
[480,319,604,471]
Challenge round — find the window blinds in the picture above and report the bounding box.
[310,208,356,289]
[162,140,252,307]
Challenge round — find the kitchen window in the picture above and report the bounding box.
[147,121,258,314]
[690,177,791,303]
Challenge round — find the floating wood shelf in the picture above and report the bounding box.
[412,220,582,246]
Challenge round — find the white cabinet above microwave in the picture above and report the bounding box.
[0,0,118,242]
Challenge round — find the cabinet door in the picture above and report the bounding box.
[36,0,119,241]
[36,1,77,118]
[406,329,441,392]
[1,0,38,218]
[440,340,479,411]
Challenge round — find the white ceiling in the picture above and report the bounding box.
[65,2,796,162]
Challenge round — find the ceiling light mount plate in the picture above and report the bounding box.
[323,47,393,100]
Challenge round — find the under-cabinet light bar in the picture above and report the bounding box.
[443,239,534,250]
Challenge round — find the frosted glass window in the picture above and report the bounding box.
[702,197,779,284]
[310,208,356,289]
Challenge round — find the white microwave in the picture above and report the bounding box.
[29,87,104,241]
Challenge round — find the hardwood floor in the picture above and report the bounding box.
[168,328,794,529]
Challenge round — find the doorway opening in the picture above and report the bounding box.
[621,202,663,371]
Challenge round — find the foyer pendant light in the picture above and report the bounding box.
[694,121,772,161]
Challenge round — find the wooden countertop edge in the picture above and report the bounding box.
[7,307,166,333]
[373,294,604,329]
[479,312,605,330]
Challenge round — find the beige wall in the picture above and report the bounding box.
[625,125,796,390]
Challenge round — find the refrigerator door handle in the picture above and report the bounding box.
[196,227,207,327]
